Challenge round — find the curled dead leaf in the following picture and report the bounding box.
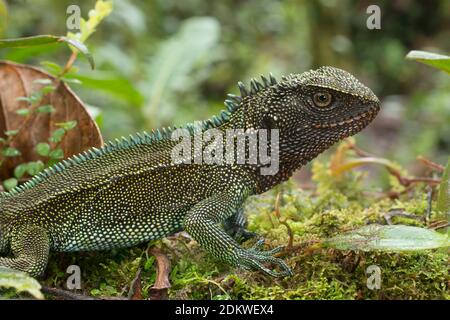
[127,269,143,300]
[148,247,171,300]
[0,61,103,180]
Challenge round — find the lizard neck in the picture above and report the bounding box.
[253,129,340,193]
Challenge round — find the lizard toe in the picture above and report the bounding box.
[237,246,293,277]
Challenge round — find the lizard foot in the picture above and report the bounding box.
[236,239,293,277]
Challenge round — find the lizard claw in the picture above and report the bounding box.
[251,239,265,250]
[250,239,285,255]
[236,241,293,277]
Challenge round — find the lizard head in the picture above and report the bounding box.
[260,66,380,141]
[245,66,380,155]
[235,66,380,190]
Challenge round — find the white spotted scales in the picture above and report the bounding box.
[0,67,380,277]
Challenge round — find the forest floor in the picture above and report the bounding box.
[39,147,449,300]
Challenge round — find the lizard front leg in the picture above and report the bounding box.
[0,225,50,277]
[183,187,292,277]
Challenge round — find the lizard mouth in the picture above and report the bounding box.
[311,103,380,129]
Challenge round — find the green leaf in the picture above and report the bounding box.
[33,78,53,85]
[14,163,28,179]
[0,0,7,38]
[0,35,60,47]
[406,50,450,74]
[144,256,156,271]
[30,91,44,104]
[16,96,33,104]
[18,91,44,105]
[55,120,77,131]
[16,92,43,105]
[4,45,60,64]
[66,0,113,44]
[26,161,44,176]
[2,147,21,157]
[49,128,66,143]
[49,148,64,159]
[90,288,101,296]
[40,61,62,75]
[36,104,55,113]
[35,142,50,156]
[3,178,17,191]
[16,108,30,116]
[436,157,450,220]
[324,224,450,251]
[142,17,220,123]
[59,36,95,70]
[63,72,144,106]
[4,130,18,136]
[0,267,43,299]
[41,85,56,94]
[60,77,82,85]
[0,35,95,69]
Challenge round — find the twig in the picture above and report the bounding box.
[273,192,294,250]
[384,185,415,199]
[425,186,433,222]
[385,166,441,187]
[203,279,230,299]
[417,156,445,173]
[427,220,450,230]
[346,140,373,157]
[343,142,441,188]
[59,51,78,77]
[383,209,424,225]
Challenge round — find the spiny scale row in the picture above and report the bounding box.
[4,73,281,196]
[237,73,277,97]
[223,73,278,111]
[4,110,235,196]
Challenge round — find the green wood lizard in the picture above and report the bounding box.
[0,67,380,277]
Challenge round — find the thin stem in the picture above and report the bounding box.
[59,51,78,78]
[417,155,445,172]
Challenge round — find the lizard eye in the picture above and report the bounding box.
[313,92,332,107]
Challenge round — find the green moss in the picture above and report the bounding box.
[37,155,448,300]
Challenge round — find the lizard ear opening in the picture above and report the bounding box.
[261,114,277,129]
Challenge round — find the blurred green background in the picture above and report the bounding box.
[1,0,449,180]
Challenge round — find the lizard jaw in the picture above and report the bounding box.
[310,103,380,129]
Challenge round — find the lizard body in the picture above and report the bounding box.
[0,67,380,277]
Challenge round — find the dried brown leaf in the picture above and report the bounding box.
[148,247,171,300]
[127,269,142,300]
[0,61,103,180]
